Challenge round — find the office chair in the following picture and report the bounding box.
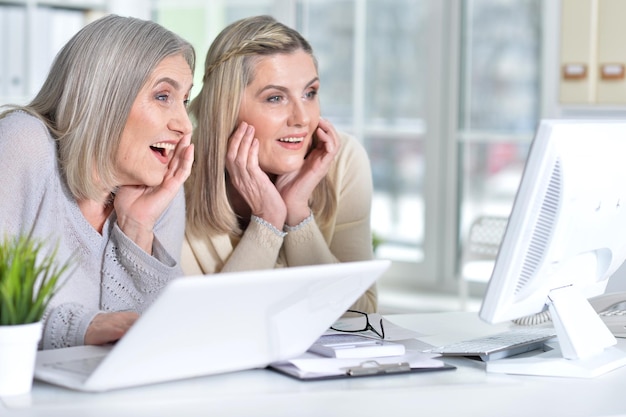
[458,215,508,311]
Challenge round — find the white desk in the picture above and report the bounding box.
[2,312,625,417]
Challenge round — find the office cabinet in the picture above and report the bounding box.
[559,0,594,104]
[596,0,626,104]
[560,0,626,105]
[0,0,106,105]
[2,7,26,99]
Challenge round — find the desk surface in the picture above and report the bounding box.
[2,311,625,417]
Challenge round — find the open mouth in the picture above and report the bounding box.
[277,137,304,143]
[150,142,176,158]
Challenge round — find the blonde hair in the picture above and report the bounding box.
[186,15,336,237]
[2,14,195,202]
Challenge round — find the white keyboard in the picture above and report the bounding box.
[44,355,106,375]
[599,309,626,337]
[429,326,557,361]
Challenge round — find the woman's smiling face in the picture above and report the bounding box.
[237,50,320,176]
[115,54,193,187]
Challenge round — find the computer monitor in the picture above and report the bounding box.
[479,119,626,378]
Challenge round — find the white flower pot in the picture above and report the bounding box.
[0,321,42,397]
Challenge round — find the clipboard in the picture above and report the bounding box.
[268,356,456,381]
[269,315,455,380]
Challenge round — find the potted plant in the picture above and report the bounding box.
[0,233,72,397]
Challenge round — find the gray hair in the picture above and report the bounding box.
[17,14,195,201]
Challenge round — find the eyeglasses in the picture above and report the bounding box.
[330,310,385,339]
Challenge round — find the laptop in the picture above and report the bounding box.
[34,259,390,392]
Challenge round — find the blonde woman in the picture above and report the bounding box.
[0,15,195,349]
[184,15,376,312]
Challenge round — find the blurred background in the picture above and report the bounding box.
[2,0,625,313]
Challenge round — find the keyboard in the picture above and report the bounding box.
[428,326,557,361]
[599,309,626,337]
[44,355,106,375]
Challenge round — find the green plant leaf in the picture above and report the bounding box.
[0,233,74,325]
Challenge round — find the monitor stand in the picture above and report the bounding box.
[486,286,626,378]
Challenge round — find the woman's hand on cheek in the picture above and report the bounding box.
[312,117,341,162]
[226,122,286,228]
[162,132,195,196]
[288,117,339,187]
[276,117,340,226]
[114,134,194,254]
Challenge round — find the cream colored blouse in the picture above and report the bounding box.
[182,132,377,313]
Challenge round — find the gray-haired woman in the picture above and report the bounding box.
[0,14,195,349]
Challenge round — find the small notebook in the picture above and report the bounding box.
[308,334,406,358]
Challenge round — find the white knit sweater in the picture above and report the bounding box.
[0,111,185,349]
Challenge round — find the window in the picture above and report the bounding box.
[1,0,548,297]
[298,1,432,263]
[457,0,543,294]
[155,0,446,281]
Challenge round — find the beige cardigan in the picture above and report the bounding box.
[182,132,377,313]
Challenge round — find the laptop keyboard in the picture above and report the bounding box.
[45,355,106,375]
[429,326,557,361]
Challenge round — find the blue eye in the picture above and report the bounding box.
[267,95,281,103]
[156,93,169,102]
